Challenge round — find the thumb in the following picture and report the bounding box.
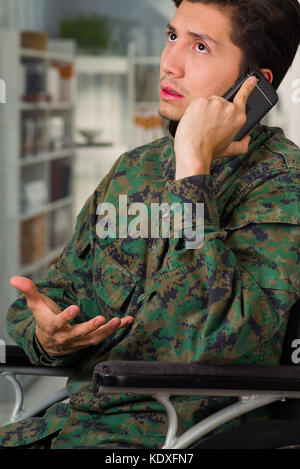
[10,276,53,322]
[10,276,40,303]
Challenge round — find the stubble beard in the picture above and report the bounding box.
[158,103,182,123]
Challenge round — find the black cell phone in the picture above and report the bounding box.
[223,70,279,141]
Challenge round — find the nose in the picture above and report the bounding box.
[160,43,185,78]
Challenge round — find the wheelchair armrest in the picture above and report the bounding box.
[93,361,300,449]
[1,345,33,367]
[0,345,71,377]
[93,360,300,397]
[0,346,71,424]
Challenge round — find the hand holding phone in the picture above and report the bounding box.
[223,70,279,141]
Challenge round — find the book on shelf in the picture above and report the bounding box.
[50,160,72,202]
[20,215,46,266]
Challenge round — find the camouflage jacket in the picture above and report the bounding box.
[1,120,300,448]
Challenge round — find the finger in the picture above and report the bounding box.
[90,317,122,336]
[89,316,135,338]
[60,314,108,341]
[69,316,135,345]
[94,316,135,333]
[217,135,251,158]
[52,316,135,353]
[115,316,135,330]
[51,304,81,331]
[208,95,227,104]
[39,313,107,353]
[234,76,257,108]
[65,317,117,344]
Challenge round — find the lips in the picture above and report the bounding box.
[161,84,183,97]
[160,84,184,100]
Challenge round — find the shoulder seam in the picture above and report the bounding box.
[123,136,170,157]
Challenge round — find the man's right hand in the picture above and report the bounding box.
[10,276,135,357]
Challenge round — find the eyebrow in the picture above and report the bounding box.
[166,23,219,47]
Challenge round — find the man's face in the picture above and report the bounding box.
[159,0,244,122]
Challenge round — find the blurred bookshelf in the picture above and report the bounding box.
[74,43,167,215]
[75,42,166,151]
[0,30,76,335]
[0,35,168,338]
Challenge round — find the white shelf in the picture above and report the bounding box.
[20,196,74,222]
[75,55,161,75]
[20,48,74,63]
[20,149,75,166]
[76,55,129,75]
[20,102,73,111]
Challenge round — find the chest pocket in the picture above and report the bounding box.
[93,241,137,315]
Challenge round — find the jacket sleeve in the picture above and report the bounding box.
[140,170,300,365]
[5,156,123,367]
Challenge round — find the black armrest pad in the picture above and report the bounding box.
[93,361,300,393]
[0,345,33,367]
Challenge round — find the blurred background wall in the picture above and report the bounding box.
[0,0,172,50]
[0,0,175,426]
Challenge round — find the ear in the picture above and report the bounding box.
[259,68,273,84]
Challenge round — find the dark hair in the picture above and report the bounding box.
[172,0,300,90]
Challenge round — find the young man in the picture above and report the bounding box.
[1,0,300,449]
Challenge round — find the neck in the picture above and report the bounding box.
[169,120,179,137]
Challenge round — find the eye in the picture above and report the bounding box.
[195,43,209,54]
[166,31,210,54]
[166,31,177,42]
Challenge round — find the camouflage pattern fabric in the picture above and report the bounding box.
[0,119,299,448]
